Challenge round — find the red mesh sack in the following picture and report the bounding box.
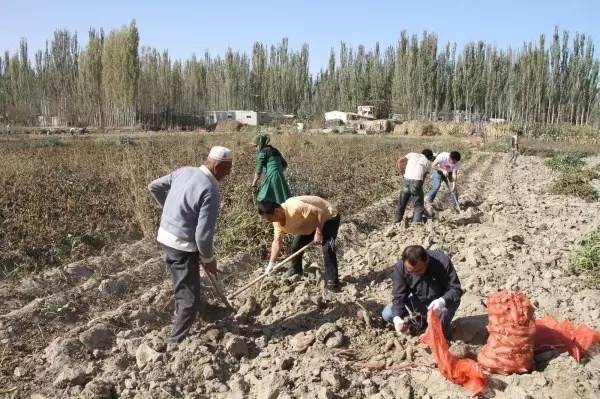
[535,316,600,362]
[420,310,488,396]
[477,291,536,374]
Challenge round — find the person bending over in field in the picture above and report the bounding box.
[395,148,435,225]
[382,245,463,339]
[148,146,232,344]
[424,150,461,212]
[257,196,341,292]
[251,133,291,204]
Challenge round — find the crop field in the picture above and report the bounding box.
[1,132,460,276]
[1,130,600,398]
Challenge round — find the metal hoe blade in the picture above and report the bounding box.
[206,271,235,310]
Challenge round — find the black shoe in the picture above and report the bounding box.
[326,281,341,293]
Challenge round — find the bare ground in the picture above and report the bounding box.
[1,151,599,398]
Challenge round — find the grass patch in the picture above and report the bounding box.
[550,171,599,201]
[571,229,600,288]
[484,136,600,158]
[545,153,585,171]
[546,152,599,201]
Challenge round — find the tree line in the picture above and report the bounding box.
[0,22,598,128]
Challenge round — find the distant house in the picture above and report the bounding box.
[203,110,295,127]
[357,105,375,119]
[324,111,362,124]
[205,110,258,126]
[325,106,376,124]
[38,115,68,127]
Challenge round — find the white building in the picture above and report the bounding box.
[357,105,375,119]
[204,110,295,127]
[325,106,375,124]
[205,110,258,126]
[324,110,362,124]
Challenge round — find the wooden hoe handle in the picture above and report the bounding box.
[228,242,313,299]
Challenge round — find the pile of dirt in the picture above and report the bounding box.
[2,152,600,398]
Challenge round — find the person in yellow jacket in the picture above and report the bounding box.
[257,195,341,291]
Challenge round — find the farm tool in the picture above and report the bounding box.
[228,242,313,300]
[205,270,235,310]
[441,174,461,213]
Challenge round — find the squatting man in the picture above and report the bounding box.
[382,245,463,339]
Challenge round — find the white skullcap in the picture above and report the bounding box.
[208,146,233,162]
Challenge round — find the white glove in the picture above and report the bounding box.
[265,261,276,274]
[393,316,408,335]
[427,297,446,316]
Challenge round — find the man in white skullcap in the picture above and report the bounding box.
[148,146,232,343]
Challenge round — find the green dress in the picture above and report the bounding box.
[255,148,291,204]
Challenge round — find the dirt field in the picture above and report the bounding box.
[1,140,600,398]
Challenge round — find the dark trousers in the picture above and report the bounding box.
[395,179,425,223]
[162,245,201,343]
[290,214,341,284]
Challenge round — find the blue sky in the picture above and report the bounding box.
[1,0,599,73]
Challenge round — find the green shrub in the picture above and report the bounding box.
[421,123,440,136]
[545,153,585,171]
[571,229,600,288]
[550,176,598,201]
[549,167,598,201]
[546,152,598,201]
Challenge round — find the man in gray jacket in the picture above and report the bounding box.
[148,146,232,343]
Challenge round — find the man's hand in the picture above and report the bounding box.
[202,259,217,274]
[427,297,446,316]
[314,230,323,244]
[314,231,323,244]
[393,316,408,335]
[265,261,276,274]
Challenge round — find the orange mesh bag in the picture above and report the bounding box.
[535,316,600,362]
[420,310,488,396]
[477,291,536,374]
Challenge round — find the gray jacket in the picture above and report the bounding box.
[148,166,220,261]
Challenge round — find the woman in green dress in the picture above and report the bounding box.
[251,134,291,204]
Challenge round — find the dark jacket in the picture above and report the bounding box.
[391,249,463,319]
